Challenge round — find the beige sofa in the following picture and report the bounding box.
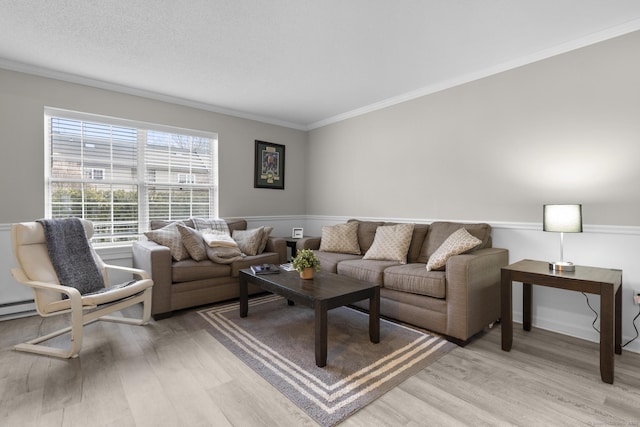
[299,219,509,344]
[132,218,286,319]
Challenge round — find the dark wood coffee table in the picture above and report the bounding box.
[239,269,380,367]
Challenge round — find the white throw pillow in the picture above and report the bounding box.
[319,222,360,254]
[202,230,239,248]
[426,228,482,271]
[363,223,415,264]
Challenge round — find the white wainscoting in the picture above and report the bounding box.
[3,217,640,354]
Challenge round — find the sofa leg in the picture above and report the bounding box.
[152,311,174,321]
[445,336,471,347]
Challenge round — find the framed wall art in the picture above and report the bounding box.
[254,140,285,189]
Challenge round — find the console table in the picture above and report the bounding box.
[501,259,622,384]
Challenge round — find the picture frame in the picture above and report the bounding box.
[254,140,285,189]
[292,228,304,239]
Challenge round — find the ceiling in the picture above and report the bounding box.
[2,1,640,130]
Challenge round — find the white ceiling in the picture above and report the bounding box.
[2,1,640,130]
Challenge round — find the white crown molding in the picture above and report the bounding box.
[4,19,640,133]
[307,18,640,130]
[0,58,307,131]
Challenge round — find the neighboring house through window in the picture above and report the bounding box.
[45,108,219,244]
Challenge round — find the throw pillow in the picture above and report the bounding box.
[426,228,482,271]
[191,217,230,234]
[176,223,207,261]
[363,223,415,264]
[144,222,190,261]
[233,227,265,256]
[257,226,273,254]
[319,222,360,254]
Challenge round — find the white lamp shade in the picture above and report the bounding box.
[543,204,583,233]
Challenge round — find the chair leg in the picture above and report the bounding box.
[14,308,85,359]
[14,289,152,359]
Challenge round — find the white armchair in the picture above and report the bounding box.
[10,219,153,358]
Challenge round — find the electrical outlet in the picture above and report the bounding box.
[634,289,640,305]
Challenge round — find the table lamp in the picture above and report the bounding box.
[543,204,582,272]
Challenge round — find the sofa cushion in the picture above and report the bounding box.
[319,222,360,254]
[314,250,362,273]
[176,224,208,261]
[233,227,265,256]
[363,223,415,264]
[172,259,231,283]
[347,219,384,254]
[418,222,491,263]
[383,264,446,299]
[337,259,400,286]
[426,228,482,271]
[144,222,190,261]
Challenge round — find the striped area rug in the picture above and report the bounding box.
[197,294,457,426]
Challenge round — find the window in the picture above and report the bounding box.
[45,108,218,244]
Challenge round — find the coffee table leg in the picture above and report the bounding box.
[315,300,327,367]
[370,287,380,343]
[239,274,248,318]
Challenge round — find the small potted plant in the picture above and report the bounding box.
[291,249,321,279]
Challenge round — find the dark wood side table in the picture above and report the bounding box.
[501,259,622,384]
[284,237,301,259]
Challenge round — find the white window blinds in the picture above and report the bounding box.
[45,109,218,244]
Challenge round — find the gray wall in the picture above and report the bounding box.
[0,69,307,223]
[307,30,640,227]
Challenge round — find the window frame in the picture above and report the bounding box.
[44,107,219,245]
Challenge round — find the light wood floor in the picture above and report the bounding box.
[1,304,639,426]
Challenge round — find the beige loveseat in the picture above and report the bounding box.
[132,218,286,319]
[299,219,509,344]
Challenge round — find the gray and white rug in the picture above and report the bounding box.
[196,294,456,426]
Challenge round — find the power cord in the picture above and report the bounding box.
[582,292,640,347]
[582,292,600,333]
[623,305,640,348]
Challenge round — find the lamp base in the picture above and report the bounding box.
[549,261,575,272]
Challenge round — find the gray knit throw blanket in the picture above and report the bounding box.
[37,218,105,295]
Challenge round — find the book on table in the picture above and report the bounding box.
[250,264,280,275]
[279,263,296,272]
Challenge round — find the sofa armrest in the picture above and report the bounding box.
[265,237,287,264]
[298,236,321,251]
[132,240,173,317]
[444,247,509,342]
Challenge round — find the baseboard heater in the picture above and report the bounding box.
[0,299,36,320]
